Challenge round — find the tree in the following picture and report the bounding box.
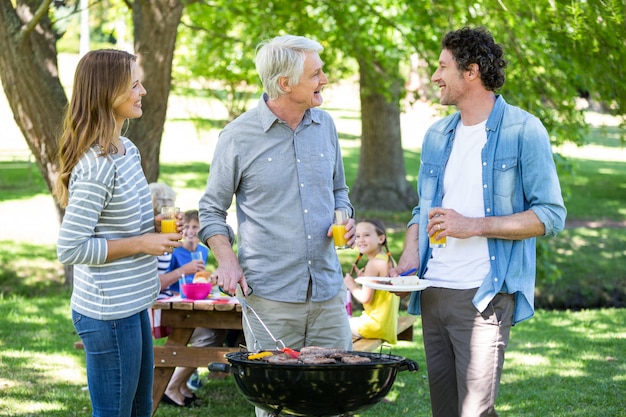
[2,0,625,284]
[0,0,72,285]
[351,56,417,211]
[174,2,263,121]
[0,0,184,285]
[127,0,183,181]
[176,0,421,211]
[0,0,66,214]
[323,0,428,211]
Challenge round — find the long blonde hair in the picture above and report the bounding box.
[54,49,136,207]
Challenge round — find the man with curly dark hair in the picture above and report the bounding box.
[440,26,507,92]
[392,27,566,416]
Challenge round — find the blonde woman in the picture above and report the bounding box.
[55,49,181,417]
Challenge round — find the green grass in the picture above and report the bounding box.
[0,163,47,201]
[1,269,624,416]
[499,309,626,416]
[562,158,626,222]
[539,227,626,309]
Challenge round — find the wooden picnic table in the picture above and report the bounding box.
[151,298,243,416]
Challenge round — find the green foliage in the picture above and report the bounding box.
[563,0,626,114]
[52,0,132,54]
[174,0,440,109]
[470,2,583,145]
[174,2,261,120]
[172,0,625,148]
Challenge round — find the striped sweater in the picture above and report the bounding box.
[57,137,159,320]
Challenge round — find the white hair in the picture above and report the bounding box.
[255,35,323,100]
[148,182,176,214]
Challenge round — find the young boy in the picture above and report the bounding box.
[162,210,226,406]
[166,210,209,294]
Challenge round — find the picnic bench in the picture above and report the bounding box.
[352,315,417,352]
[150,298,243,415]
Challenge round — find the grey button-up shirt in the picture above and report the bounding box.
[198,94,353,303]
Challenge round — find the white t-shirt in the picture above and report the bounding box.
[423,120,491,289]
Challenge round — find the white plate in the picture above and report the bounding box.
[355,276,433,292]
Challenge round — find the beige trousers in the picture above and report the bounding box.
[239,286,353,417]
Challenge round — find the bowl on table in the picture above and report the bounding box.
[181,283,213,300]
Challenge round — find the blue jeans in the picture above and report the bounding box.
[73,310,154,417]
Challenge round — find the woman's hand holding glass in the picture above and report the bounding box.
[155,206,183,255]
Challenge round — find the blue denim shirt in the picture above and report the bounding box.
[198,94,353,303]
[407,96,566,324]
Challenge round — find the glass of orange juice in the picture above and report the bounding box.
[161,207,179,233]
[429,211,447,248]
[429,229,447,248]
[332,208,350,249]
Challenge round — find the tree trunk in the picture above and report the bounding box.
[128,0,184,182]
[350,57,418,212]
[0,0,184,285]
[0,0,73,284]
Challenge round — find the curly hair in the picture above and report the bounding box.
[442,27,507,91]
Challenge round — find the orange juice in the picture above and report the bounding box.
[161,219,177,233]
[161,206,179,233]
[429,230,446,248]
[332,224,348,248]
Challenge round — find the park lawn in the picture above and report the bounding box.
[0,271,624,417]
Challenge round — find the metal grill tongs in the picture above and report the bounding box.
[232,284,300,359]
[238,296,286,352]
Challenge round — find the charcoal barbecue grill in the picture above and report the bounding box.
[209,349,418,416]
